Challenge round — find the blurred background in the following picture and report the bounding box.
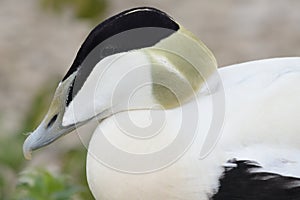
[0,0,299,199]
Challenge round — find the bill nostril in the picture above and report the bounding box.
[47,114,58,128]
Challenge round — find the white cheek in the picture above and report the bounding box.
[62,51,153,126]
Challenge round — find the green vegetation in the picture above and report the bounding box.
[41,0,107,22]
[0,81,94,200]
[16,169,81,200]
[0,1,108,199]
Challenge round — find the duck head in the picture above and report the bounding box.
[23,7,217,159]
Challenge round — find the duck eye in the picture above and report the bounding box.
[47,114,58,128]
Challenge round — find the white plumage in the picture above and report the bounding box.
[23,7,300,200]
[86,57,300,199]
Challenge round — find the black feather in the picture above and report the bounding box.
[211,160,300,200]
[62,7,179,106]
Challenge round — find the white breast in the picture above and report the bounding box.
[86,57,300,199]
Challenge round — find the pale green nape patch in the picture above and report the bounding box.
[147,49,203,109]
[152,84,179,109]
[145,25,217,109]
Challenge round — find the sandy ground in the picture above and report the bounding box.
[0,0,299,144]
